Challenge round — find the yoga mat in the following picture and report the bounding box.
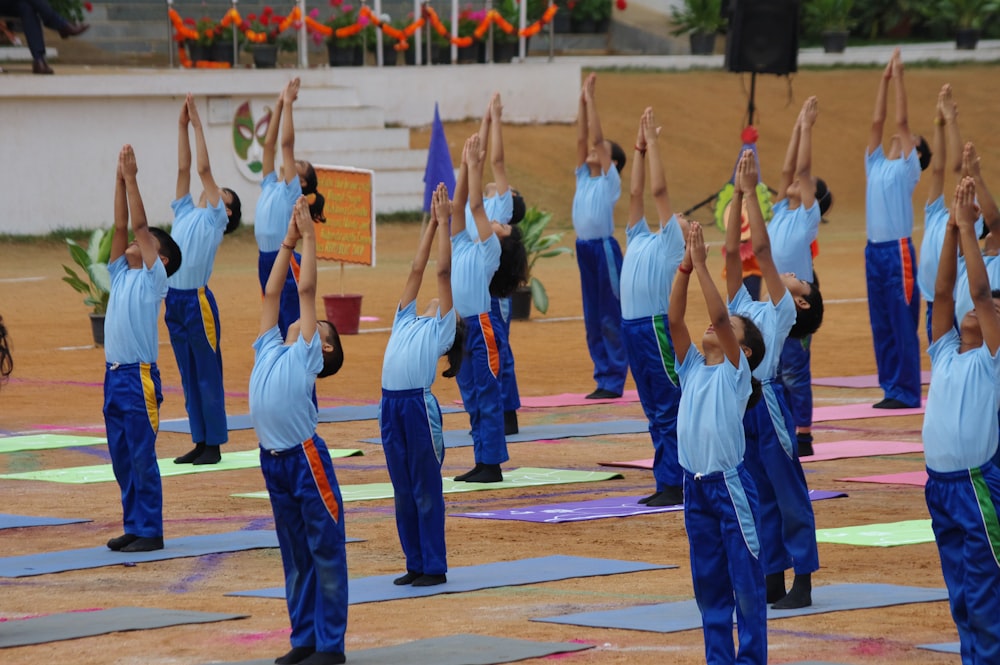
[917,643,960,654]
[160,404,463,434]
[361,420,650,447]
[0,433,107,453]
[517,390,640,408]
[812,371,931,389]
[812,401,925,423]
[0,448,363,484]
[228,554,671,602]
[451,489,845,524]
[533,583,949,633]
[234,467,625,502]
[838,471,928,487]
[206,634,592,665]
[0,513,91,530]
[816,519,935,547]
[0,607,247,648]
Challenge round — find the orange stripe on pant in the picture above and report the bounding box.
[899,239,914,306]
[303,437,340,523]
[289,252,301,284]
[479,312,500,378]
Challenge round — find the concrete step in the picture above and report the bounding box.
[298,86,362,108]
[375,192,424,213]
[301,148,429,172]
[373,169,426,197]
[296,127,411,152]
[294,106,386,131]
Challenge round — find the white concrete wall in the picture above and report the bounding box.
[0,62,580,235]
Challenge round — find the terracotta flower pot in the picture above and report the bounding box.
[322,294,363,335]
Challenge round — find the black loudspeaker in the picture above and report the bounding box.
[725,0,800,75]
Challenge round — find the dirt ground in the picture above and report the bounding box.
[3,64,1000,664]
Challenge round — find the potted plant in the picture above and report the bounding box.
[62,228,112,346]
[920,0,1000,49]
[456,4,486,63]
[493,0,522,62]
[185,16,219,62]
[569,0,611,33]
[669,0,726,55]
[242,8,291,68]
[511,206,573,319]
[804,0,854,53]
[326,0,364,66]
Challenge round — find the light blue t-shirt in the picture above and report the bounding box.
[769,199,821,283]
[255,172,303,252]
[917,196,952,302]
[620,216,685,319]
[465,189,513,239]
[451,230,500,318]
[249,326,323,450]
[104,255,169,365]
[729,285,794,382]
[572,165,621,241]
[168,193,228,290]
[381,301,457,390]
[864,146,921,243]
[923,327,1000,472]
[677,344,752,475]
[954,254,1000,323]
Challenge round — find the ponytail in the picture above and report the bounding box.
[747,377,763,410]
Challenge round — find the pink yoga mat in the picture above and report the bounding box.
[838,471,928,487]
[812,371,931,389]
[456,390,642,409]
[812,401,925,423]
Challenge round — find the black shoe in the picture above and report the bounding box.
[412,573,447,587]
[454,463,484,481]
[873,398,912,409]
[192,445,221,465]
[174,443,205,464]
[58,22,89,38]
[465,463,503,483]
[275,646,316,665]
[120,536,164,552]
[32,58,53,74]
[797,433,814,458]
[772,573,811,609]
[585,388,622,399]
[393,570,422,586]
[504,410,519,435]
[107,533,138,551]
[765,571,787,604]
[297,652,345,665]
[646,485,683,506]
[637,491,660,505]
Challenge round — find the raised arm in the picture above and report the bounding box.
[797,96,818,210]
[941,85,962,176]
[120,146,157,270]
[110,154,128,264]
[868,55,893,155]
[777,104,803,202]
[645,108,673,225]
[741,151,784,304]
[668,236,693,366]
[966,143,1000,251]
[693,223,742,366]
[434,184,454,315]
[188,96,222,207]
[628,109,647,229]
[583,73,612,173]
[466,134,492,242]
[489,93,510,196]
[295,197,318,338]
[176,94,192,200]
[400,194,440,309]
[724,163,746,301]
[477,99,491,163]
[891,49,915,157]
[452,140,469,239]
[279,78,300,185]
[927,86,947,204]
[261,86,284,179]
[260,208,300,336]
[576,84,588,168]
[931,205,958,344]
[957,177,1000,353]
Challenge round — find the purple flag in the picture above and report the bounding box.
[423,103,455,212]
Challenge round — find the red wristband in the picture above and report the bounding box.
[678,264,693,275]
[281,242,295,251]
[635,143,646,155]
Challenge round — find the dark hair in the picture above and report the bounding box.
[489,225,528,298]
[442,317,466,379]
[789,280,824,338]
[0,314,12,388]
[222,188,241,234]
[609,140,626,173]
[510,191,526,225]
[735,314,765,372]
[814,178,833,217]
[298,161,327,223]
[916,135,932,171]
[991,289,1000,299]
[149,227,182,278]
[300,161,318,194]
[317,320,344,378]
[747,377,763,409]
[309,191,327,224]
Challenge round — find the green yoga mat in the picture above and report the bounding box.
[815,519,934,547]
[0,434,107,453]
[234,467,624,502]
[0,448,363,484]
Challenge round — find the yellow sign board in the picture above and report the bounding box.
[314,165,375,266]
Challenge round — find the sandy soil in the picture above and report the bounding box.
[3,64,999,664]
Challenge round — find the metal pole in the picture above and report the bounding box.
[166,0,175,68]
[485,0,492,63]
[298,0,308,68]
[374,0,383,66]
[517,0,526,61]
[548,0,553,62]
[231,0,238,67]
[414,0,422,65]
[450,0,457,65]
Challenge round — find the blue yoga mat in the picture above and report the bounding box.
[228,554,671,603]
[160,404,464,434]
[917,642,960,654]
[533,583,949,633]
[0,513,91,530]
[361,419,650,448]
[0,530,357,578]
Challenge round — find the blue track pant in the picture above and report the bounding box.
[456,312,508,465]
[258,249,302,339]
[778,335,813,430]
[490,296,520,412]
[576,237,628,394]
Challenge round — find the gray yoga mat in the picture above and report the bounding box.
[205,634,592,665]
[160,404,463,434]
[361,419,650,447]
[228,554,672,603]
[0,513,91,530]
[0,607,246,648]
[533,583,949,633]
[917,642,960,654]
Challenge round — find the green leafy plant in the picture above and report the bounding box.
[669,0,726,35]
[568,0,612,23]
[51,0,90,25]
[918,0,1000,29]
[62,228,113,315]
[804,0,855,33]
[519,207,572,314]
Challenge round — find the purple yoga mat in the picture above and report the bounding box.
[451,490,846,523]
[812,401,925,423]
[812,371,931,389]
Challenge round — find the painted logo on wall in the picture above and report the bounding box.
[232,100,272,182]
